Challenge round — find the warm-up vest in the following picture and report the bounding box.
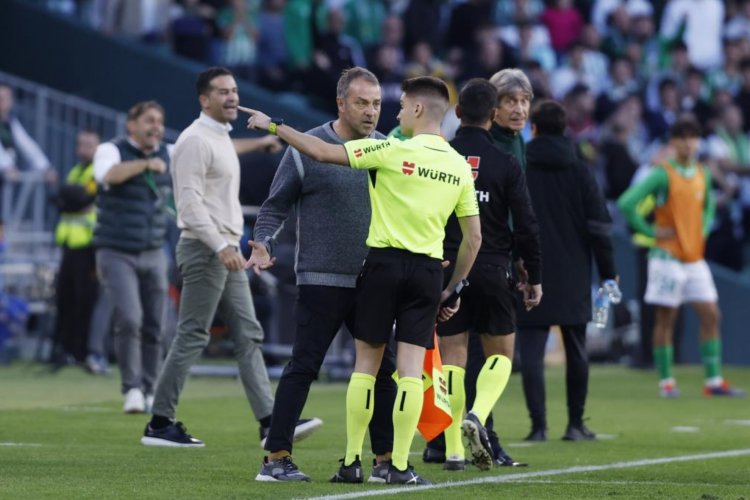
[654,162,706,263]
[93,138,172,253]
[55,163,97,249]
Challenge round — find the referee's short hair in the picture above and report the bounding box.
[530,99,566,136]
[401,76,450,103]
[336,67,379,99]
[490,68,534,101]
[458,79,498,125]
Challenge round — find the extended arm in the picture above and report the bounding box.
[239,106,349,165]
[232,136,283,155]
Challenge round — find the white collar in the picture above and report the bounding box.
[199,112,233,133]
[126,136,161,153]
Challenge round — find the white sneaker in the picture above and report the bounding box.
[144,394,155,414]
[123,388,145,414]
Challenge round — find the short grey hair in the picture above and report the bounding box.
[489,68,534,101]
[336,67,379,99]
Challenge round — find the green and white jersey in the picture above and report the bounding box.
[343,134,479,259]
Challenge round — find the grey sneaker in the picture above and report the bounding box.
[385,462,432,485]
[368,459,388,483]
[255,456,310,482]
[462,411,493,471]
[330,456,363,483]
[443,454,465,471]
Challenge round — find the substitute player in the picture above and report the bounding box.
[618,118,745,398]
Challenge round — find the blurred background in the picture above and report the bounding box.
[0,0,748,380]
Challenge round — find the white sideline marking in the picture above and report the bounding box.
[725,419,750,426]
[595,433,617,440]
[58,406,111,413]
[0,442,42,447]
[301,448,750,500]
[506,442,533,448]
[671,426,699,433]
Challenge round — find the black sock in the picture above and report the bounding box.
[259,415,272,429]
[150,415,172,430]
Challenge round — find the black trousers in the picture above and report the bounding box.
[518,324,588,430]
[53,246,98,362]
[265,285,397,454]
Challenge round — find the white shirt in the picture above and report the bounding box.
[0,117,51,171]
[93,137,174,184]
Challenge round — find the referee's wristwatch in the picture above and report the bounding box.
[268,118,284,135]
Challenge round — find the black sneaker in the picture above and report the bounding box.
[330,456,364,483]
[386,462,432,485]
[443,455,465,471]
[255,456,310,482]
[260,417,323,448]
[494,447,529,467]
[140,421,205,447]
[562,423,596,441]
[461,412,493,471]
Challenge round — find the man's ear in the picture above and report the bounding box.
[531,123,537,137]
[414,102,423,118]
[455,105,462,120]
[198,93,209,110]
[336,96,345,113]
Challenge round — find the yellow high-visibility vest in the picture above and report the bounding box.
[55,163,97,249]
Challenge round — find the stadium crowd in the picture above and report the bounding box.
[34,0,750,273]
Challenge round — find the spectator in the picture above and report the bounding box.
[342,0,387,50]
[400,0,442,57]
[706,37,744,98]
[93,101,172,414]
[660,0,725,70]
[309,8,366,110]
[365,15,405,73]
[550,43,603,99]
[102,0,172,43]
[494,0,544,27]
[217,0,259,81]
[445,0,494,55]
[706,104,750,236]
[682,67,714,129]
[595,57,639,123]
[539,0,584,56]
[51,129,100,369]
[737,58,750,133]
[563,83,599,166]
[256,0,290,89]
[170,0,218,63]
[0,84,52,176]
[599,117,639,201]
[644,78,680,144]
[519,99,618,441]
[513,20,557,73]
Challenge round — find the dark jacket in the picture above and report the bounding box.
[93,139,172,253]
[518,134,616,326]
[444,126,541,284]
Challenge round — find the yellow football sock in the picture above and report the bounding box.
[471,354,512,424]
[391,376,423,471]
[443,365,466,459]
[344,372,376,465]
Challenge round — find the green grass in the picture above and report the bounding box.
[1,362,749,499]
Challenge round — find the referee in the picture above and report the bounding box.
[242,76,481,485]
[438,79,542,471]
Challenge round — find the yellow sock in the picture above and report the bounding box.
[391,376,423,470]
[345,372,376,465]
[443,365,465,459]
[471,354,512,424]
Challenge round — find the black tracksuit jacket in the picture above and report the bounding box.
[443,126,542,284]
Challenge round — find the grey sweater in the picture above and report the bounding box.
[254,122,385,287]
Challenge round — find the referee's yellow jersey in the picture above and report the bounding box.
[344,134,479,259]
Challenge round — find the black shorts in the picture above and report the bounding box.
[354,248,443,349]
[437,262,516,337]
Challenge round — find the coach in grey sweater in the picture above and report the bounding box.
[251,67,397,482]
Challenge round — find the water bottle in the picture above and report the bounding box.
[593,279,622,328]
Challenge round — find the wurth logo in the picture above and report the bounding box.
[417,166,461,186]
[402,161,415,175]
[354,149,363,158]
[466,156,481,180]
